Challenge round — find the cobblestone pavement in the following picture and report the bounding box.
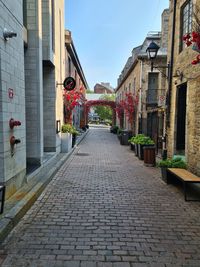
[1,127,200,267]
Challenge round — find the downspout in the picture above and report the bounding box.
[163,0,176,159]
[167,0,177,126]
[139,60,143,134]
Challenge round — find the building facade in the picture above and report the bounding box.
[94,83,114,94]
[65,30,89,129]
[0,0,65,199]
[166,0,200,175]
[115,9,169,153]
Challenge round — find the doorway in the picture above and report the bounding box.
[176,83,187,154]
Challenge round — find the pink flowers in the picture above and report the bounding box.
[183,31,200,64]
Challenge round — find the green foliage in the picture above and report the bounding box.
[117,128,123,135]
[158,157,187,169]
[131,134,154,145]
[61,124,73,134]
[86,89,94,93]
[128,136,135,143]
[111,125,119,134]
[94,94,115,121]
[71,126,79,136]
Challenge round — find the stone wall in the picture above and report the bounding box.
[167,0,200,175]
[0,0,26,198]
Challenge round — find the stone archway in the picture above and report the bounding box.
[85,100,116,125]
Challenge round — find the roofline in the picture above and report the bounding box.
[65,30,89,90]
[115,54,167,92]
[115,59,138,92]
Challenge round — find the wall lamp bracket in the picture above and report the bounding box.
[3,28,17,41]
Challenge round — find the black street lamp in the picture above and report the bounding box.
[146,41,160,72]
[146,41,170,78]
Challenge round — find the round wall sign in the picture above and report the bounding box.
[63,77,76,91]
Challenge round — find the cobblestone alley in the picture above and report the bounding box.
[1,127,200,267]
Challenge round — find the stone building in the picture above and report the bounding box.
[65,30,89,129]
[166,0,200,175]
[94,83,114,94]
[115,9,169,153]
[0,0,65,198]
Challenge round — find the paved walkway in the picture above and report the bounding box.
[1,127,200,267]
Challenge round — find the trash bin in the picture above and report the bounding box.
[120,130,132,145]
[143,146,156,166]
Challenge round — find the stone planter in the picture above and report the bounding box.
[135,143,138,156]
[72,134,77,148]
[61,133,72,152]
[160,167,168,183]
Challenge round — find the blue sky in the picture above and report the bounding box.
[65,0,169,89]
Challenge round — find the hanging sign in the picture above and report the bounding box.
[63,77,76,91]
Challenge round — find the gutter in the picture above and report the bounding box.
[167,0,176,126]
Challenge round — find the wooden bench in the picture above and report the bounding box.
[167,168,200,201]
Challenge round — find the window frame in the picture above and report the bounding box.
[180,0,193,52]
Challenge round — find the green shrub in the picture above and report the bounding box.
[61,124,73,134]
[111,125,119,134]
[71,126,79,136]
[117,128,123,135]
[132,134,154,145]
[128,136,135,143]
[158,157,187,169]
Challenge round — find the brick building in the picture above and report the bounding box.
[115,9,169,153]
[166,0,200,175]
[65,30,89,129]
[94,82,114,94]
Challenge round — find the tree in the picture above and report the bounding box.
[94,94,115,121]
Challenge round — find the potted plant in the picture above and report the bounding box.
[117,128,123,142]
[61,124,73,152]
[136,135,154,160]
[128,136,135,151]
[132,134,145,156]
[71,126,79,148]
[158,157,187,182]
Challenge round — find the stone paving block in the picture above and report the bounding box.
[1,128,200,266]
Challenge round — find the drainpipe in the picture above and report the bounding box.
[139,60,143,134]
[167,0,176,125]
[163,0,176,159]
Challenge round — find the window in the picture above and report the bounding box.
[129,83,131,93]
[180,0,193,51]
[68,57,71,76]
[23,0,27,27]
[133,78,136,95]
[51,0,55,52]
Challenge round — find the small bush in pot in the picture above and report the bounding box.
[158,157,187,182]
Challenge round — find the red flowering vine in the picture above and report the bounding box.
[115,101,124,121]
[63,87,86,123]
[123,93,138,124]
[183,31,200,64]
[116,93,138,129]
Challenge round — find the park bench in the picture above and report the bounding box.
[167,168,200,201]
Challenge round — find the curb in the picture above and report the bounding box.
[0,130,89,243]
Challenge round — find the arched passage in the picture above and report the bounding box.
[85,100,116,125]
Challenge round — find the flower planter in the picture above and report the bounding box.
[130,142,135,151]
[72,134,77,148]
[143,146,156,166]
[135,143,138,156]
[61,133,72,152]
[138,144,155,160]
[160,167,168,182]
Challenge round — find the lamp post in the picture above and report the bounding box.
[146,41,160,72]
[146,41,170,160]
